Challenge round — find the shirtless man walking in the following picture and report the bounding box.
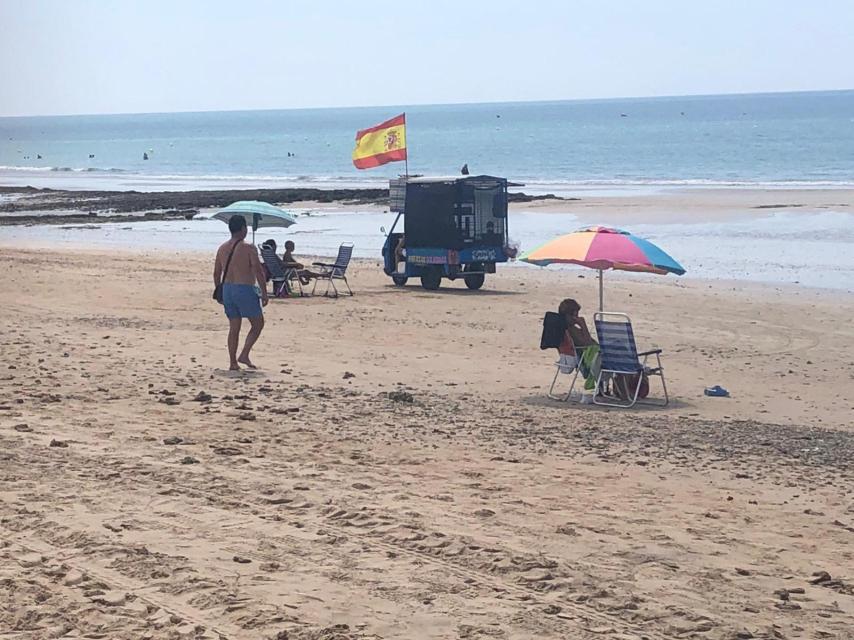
[213,215,269,370]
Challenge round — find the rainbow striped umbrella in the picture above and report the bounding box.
[520,226,685,310]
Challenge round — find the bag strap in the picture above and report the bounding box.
[220,240,240,285]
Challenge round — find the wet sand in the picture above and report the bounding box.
[518,187,854,224]
[2,185,852,227]
[1,247,853,639]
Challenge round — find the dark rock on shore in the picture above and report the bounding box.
[0,209,199,227]
[0,185,573,226]
[507,192,577,203]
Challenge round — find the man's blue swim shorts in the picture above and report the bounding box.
[222,283,262,319]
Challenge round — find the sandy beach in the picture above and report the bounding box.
[1,245,853,639]
[4,2,854,636]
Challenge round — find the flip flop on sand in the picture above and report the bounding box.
[704,385,730,397]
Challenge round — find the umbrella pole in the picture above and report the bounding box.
[598,269,604,311]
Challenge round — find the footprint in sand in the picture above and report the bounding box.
[214,368,264,378]
[212,447,243,456]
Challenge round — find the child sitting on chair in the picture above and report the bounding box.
[282,240,318,285]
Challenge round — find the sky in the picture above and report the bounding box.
[1,0,853,117]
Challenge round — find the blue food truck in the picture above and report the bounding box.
[381,175,518,290]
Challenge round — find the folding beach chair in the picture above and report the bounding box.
[259,245,304,298]
[593,312,668,408]
[312,243,354,298]
[541,311,588,402]
[548,344,586,401]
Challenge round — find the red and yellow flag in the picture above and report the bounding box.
[352,113,407,169]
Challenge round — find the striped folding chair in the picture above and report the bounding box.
[311,243,354,298]
[593,312,668,408]
[259,245,304,298]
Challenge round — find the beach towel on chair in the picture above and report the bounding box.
[540,312,566,350]
[578,344,601,391]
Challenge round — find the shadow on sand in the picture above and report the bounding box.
[520,392,691,412]
[379,283,525,298]
[213,368,267,378]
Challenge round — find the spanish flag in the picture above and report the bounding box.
[352,113,407,169]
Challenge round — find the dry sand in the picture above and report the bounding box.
[1,248,853,640]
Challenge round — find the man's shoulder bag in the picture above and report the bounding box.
[213,241,240,304]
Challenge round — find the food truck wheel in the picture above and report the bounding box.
[420,268,442,290]
[392,274,408,287]
[464,273,485,290]
[464,262,485,290]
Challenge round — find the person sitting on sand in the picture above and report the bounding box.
[214,215,268,370]
[282,240,318,285]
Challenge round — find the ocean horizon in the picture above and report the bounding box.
[2,90,853,193]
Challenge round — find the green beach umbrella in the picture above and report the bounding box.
[196,200,297,242]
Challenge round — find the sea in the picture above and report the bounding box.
[1,91,853,291]
[1,90,854,192]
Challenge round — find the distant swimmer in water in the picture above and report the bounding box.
[37,154,42,159]
[460,163,470,175]
[143,152,149,160]
[89,154,95,158]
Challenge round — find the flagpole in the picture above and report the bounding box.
[403,112,409,178]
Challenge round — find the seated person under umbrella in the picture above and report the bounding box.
[282,240,320,285]
[559,298,596,350]
[260,239,277,282]
[557,298,600,391]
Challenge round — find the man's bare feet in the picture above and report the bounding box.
[237,356,257,369]
[229,362,241,371]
